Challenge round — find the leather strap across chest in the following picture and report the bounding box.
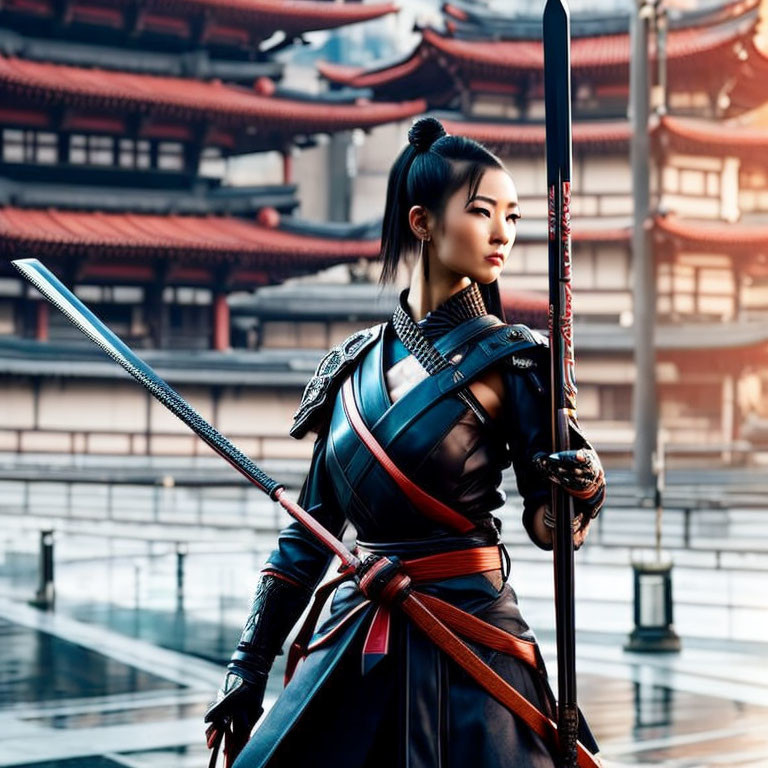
[368,321,535,450]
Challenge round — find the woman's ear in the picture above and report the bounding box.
[408,205,431,241]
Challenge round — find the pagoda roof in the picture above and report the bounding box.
[439,115,631,154]
[1,0,397,47]
[319,12,758,105]
[441,0,759,41]
[0,57,425,152]
[655,215,768,256]
[657,115,768,159]
[0,207,380,286]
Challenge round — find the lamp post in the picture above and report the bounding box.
[30,529,55,610]
[626,429,681,652]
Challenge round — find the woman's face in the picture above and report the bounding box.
[428,167,520,285]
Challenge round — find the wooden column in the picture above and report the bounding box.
[146,263,168,348]
[282,149,293,184]
[35,301,49,342]
[212,291,230,351]
[721,373,735,464]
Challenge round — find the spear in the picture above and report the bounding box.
[543,1,580,766]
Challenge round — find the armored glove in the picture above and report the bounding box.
[533,444,605,530]
[205,572,310,767]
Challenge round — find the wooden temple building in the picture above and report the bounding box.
[318,0,768,457]
[0,0,420,458]
[1,0,768,464]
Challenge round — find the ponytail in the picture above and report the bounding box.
[379,117,506,291]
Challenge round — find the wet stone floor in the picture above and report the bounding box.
[1,606,767,768]
[1,544,767,767]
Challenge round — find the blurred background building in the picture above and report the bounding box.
[1,0,768,468]
[2,4,768,766]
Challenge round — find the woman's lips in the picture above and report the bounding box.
[485,254,504,267]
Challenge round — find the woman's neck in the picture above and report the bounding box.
[406,255,471,322]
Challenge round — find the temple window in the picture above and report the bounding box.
[70,134,115,166]
[470,94,521,120]
[658,260,735,320]
[157,141,184,171]
[598,384,632,422]
[2,129,58,164]
[738,165,768,215]
[118,139,152,169]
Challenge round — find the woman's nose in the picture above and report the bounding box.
[491,216,511,245]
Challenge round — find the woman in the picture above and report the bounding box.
[205,117,605,768]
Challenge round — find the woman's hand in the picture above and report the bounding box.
[533,447,604,501]
[531,503,591,550]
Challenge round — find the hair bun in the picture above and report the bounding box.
[408,117,446,153]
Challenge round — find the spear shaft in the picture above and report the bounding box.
[543,1,579,766]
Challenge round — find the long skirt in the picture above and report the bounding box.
[233,573,598,768]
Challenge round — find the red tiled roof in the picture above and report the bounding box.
[658,115,768,156]
[0,208,381,267]
[4,0,397,39]
[655,215,768,251]
[146,0,397,30]
[317,55,425,89]
[321,19,754,89]
[725,39,768,115]
[422,22,750,73]
[441,118,631,153]
[0,57,426,133]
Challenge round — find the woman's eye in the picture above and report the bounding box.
[507,214,521,222]
[471,207,491,217]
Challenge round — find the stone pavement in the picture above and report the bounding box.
[2,463,768,767]
[0,593,767,768]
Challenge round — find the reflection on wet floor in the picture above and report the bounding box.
[2,541,768,767]
[0,618,179,706]
[579,674,768,765]
[23,701,201,730]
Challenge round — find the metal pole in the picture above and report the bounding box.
[30,529,55,609]
[176,542,187,613]
[630,0,658,491]
[654,429,665,562]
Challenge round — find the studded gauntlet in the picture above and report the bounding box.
[204,572,311,753]
[533,440,605,529]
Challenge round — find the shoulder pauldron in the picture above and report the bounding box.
[501,324,548,369]
[290,324,384,439]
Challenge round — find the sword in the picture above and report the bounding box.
[543,2,580,766]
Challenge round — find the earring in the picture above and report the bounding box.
[421,237,430,281]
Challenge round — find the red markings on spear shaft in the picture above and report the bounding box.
[549,182,577,408]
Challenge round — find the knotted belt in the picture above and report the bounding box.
[284,544,598,768]
[286,545,537,679]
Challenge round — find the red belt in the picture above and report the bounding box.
[358,546,539,671]
[284,544,599,768]
[286,545,538,677]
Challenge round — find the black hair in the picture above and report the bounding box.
[379,116,508,319]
